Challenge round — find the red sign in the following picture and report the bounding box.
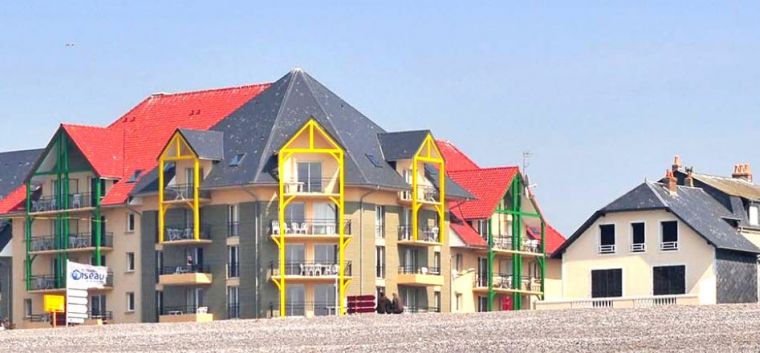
[347,295,376,314]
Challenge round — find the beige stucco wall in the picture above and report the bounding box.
[543,258,562,300]
[562,209,716,304]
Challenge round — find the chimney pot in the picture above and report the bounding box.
[665,169,677,194]
[732,162,753,183]
[672,155,682,172]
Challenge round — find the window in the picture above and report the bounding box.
[227,286,240,319]
[750,205,759,227]
[477,296,488,312]
[598,224,616,254]
[126,292,135,312]
[126,252,135,272]
[228,246,239,278]
[475,220,488,237]
[591,269,622,298]
[24,299,32,318]
[126,213,136,233]
[229,153,246,167]
[375,246,385,278]
[433,291,441,312]
[661,221,679,251]
[433,251,441,273]
[366,154,384,168]
[630,222,645,252]
[455,293,462,311]
[653,265,686,295]
[455,253,463,273]
[127,169,142,183]
[91,294,107,318]
[228,205,239,237]
[297,162,322,192]
[374,205,385,238]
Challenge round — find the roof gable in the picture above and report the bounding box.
[176,129,225,161]
[378,130,430,161]
[448,167,518,219]
[436,140,480,171]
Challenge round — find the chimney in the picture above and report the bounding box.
[732,163,753,183]
[665,169,677,194]
[672,155,682,172]
[685,167,694,187]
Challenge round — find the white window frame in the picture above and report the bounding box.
[659,220,679,252]
[24,298,32,318]
[750,205,759,227]
[629,221,646,253]
[126,212,136,233]
[598,223,616,255]
[126,292,135,312]
[375,246,385,278]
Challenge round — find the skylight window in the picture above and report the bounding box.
[126,170,143,183]
[230,153,246,167]
[366,154,383,168]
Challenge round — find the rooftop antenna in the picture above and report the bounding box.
[522,151,538,191]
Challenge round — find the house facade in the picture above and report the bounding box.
[1,69,482,328]
[548,167,760,309]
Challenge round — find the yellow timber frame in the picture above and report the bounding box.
[158,131,202,243]
[275,119,349,316]
[411,133,446,243]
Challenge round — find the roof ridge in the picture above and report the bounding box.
[645,182,669,207]
[148,82,272,98]
[252,73,296,183]
[449,166,519,173]
[61,122,107,129]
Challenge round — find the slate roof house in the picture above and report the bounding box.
[547,159,760,309]
[2,69,481,327]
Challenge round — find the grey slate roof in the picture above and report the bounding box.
[0,149,43,199]
[378,130,429,161]
[132,69,472,199]
[554,182,760,257]
[177,129,224,161]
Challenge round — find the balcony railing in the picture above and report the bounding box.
[160,304,209,316]
[228,261,240,278]
[29,233,114,252]
[598,244,616,254]
[493,237,542,253]
[164,225,212,242]
[159,264,211,275]
[630,243,646,252]
[283,178,337,194]
[405,306,441,314]
[661,241,679,251]
[270,219,351,236]
[535,294,700,310]
[271,261,352,277]
[24,313,51,322]
[398,225,440,242]
[30,192,93,212]
[87,311,113,321]
[474,274,541,292]
[269,301,339,317]
[227,222,240,237]
[398,265,441,276]
[28,274,63,291]
[163,183,211,201]
[399,186,440,203]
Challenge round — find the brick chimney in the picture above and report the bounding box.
[665,169,677,194]
[672,155,682,172]
[685,166,694,187]
[732,163,753,183]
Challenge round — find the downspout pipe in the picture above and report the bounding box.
[358,186,380,295]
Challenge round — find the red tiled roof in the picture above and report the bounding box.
[447,167,519,219]
[98,83,271,205]
[436,140,479,172]
[449,207,487,247]
[0,186,28,214]
[62,124,125,178]
[527,224,565,255]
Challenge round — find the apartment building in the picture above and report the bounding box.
[436,141,565,313]
[548,165,760,308]
[2,69,474,328]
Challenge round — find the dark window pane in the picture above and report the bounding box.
[662,221,678,243]
[591,269,622,298]
[632,223,645,244]
[653,265,685,295]
[600,224,615,246]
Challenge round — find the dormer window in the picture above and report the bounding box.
[229,153,246,167]
[598,224,616,254]
[126,170,143,183]
[749,205,759,227]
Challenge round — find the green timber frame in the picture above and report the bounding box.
[24,131,105,291]
[486,174,546,311]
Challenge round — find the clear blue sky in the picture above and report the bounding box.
[2,2,759,235]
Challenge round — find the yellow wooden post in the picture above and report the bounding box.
[158,159,165,243]
[193,158,200,240]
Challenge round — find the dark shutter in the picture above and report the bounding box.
[653,265,685,295]
[592,269,622,298]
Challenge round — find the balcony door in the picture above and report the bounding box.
[297,162,322,192]
[285,244,305,275]
[314,284,336,316]
[186,287,204,310]
[402,248,419,272]
[313,202,336,234]
[314,244,337,265]
[285,284,305,316]
[477,257,488,287]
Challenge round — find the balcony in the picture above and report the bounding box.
[270,219,352,241]
[227,222,240,237]
[29,233,114,254]
[398,186,440,204]
[282,178,339,197]
[397,265,443,286]
[661,241,679,251]
[269,301,339,317]
[630,243,646,252]
[159,304,213,323]
[473,274,541,293]
[398,225,440,245]
[158,265,213,286]
[163,183,211,202]
[163,225,212,245]
[270,261,352,283]
[30,192,94,214]
[27,274,64,293]
[492,236,542,255]
[598,244,616,254]
[405,306,441,314]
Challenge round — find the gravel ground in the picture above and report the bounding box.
[2,304,760,352]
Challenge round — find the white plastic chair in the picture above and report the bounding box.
[272,221,280,235]
[197,306,208,314]
[72,193,82,208]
